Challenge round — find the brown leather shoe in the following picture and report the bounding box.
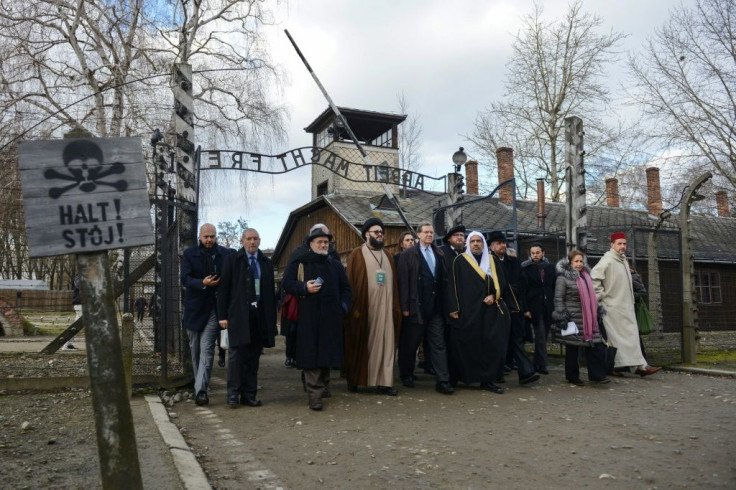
[610,370,624,377]
[635,365,662,377]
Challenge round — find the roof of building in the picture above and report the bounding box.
[274,189,736,264]
[304,106,407,142]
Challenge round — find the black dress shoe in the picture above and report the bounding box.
[481,382,505,394]
[401,377,415,388]
[567,378,584,386]
[519,373,540,385]
[240,397,262,407]
[309,402,323,411]
[195,391,209,406]
[376,386,398,396]
[435,382,455,395]
[227,396,239,408]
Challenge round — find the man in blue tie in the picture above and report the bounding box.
[218,228,277,407]
[397,222,454,394]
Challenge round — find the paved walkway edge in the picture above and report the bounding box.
[665,366,736,377]
[145,394,212,490]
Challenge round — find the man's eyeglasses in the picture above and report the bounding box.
[368,230,384,236]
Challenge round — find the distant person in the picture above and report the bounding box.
[63,274,82,350]
[343,218,402,396]
[553,249,609,385]
[521,243,556,375]
[283,227,352,411]
[181,223,235,406]
[218,228,277,407]
[591,232,660,377]
[134,297,147,323]
[393,230,416,268]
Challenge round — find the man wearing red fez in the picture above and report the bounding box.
[591,232,661,377]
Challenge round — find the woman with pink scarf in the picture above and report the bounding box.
[552,249,609,385]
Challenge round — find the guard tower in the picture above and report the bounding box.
[304,107,406,199]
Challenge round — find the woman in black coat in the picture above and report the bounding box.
[552,249,609,386]
[283,229,352,411]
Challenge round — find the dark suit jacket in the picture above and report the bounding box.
[217,248,277,348]
[181,243,235,332]
[398,243,445,324]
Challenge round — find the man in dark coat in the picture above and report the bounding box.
[435,224,466,374]
[218,228,277,407]
[397,222,454,394]
[283,227,352,411]
[134,297,147,323]
[447,231,510,394]
[488,231,539,386]
[280,223,340,368]
[521,242,557,375]
[181,223,235,406]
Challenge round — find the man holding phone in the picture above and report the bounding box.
[181,223,235,406]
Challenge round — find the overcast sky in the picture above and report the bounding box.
[199,0,695,248]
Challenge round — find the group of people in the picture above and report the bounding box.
[552,232,661,384]
[181,220,660,413]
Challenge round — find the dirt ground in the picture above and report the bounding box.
[175,347,736,490]
[1,341,735,489]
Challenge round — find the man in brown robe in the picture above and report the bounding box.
[344,217,402,395]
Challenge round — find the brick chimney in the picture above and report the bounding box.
[496,147,514,205]
[536,178,546,230]
[465,160,479,196]
[716,190,731,217]
[646,167,663,216]
[605,178,620,207]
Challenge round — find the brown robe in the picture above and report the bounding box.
[343,243,402,387]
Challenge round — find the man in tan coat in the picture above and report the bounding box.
[343,217,402,395]
[591,232,660,377]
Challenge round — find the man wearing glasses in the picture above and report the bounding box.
[343,218,402,396]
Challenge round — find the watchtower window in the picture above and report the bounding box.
[316,180,328,196]
[369,128,392,148]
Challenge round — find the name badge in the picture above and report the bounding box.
[254,278,261,296]
[376,269,386,286]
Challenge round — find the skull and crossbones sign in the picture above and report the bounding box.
[44,139,128,199]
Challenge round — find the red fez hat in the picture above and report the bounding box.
[610,232,626,242]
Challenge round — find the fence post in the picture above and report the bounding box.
[78,252,143,488]
[121,313,134,399]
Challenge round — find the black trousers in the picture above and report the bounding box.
[227,319,264,400]
[565,342,607,382]
[507,312,535,380]
[398,310,449,383]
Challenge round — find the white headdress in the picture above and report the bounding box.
[464,231,490,275]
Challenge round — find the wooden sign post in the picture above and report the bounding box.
[19,136,153,489]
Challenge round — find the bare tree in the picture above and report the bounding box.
[628,0,736,195]
[216,218,248,249]
[396,92,423,174]
[469,1,626,201]
[0,0,287,287]
[0,0,286,145]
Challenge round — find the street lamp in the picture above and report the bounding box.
[452,147,467,173]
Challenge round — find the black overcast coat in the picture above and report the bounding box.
[217,248,277,348]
